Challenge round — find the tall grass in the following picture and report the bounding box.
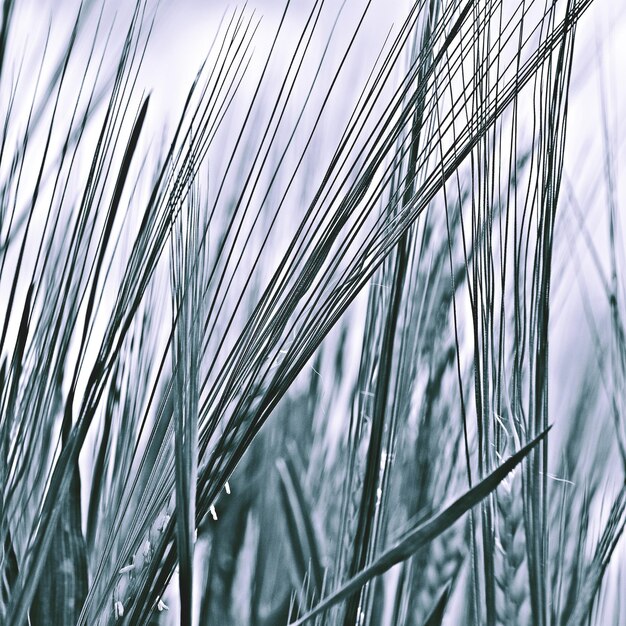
[0,0,623,624]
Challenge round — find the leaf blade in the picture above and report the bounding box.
[290,427,551,624]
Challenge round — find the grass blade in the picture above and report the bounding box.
[276,450,324,602]
[422,581,452,626]
[290,427,551,624]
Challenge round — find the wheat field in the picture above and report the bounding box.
[0,0,624,624]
